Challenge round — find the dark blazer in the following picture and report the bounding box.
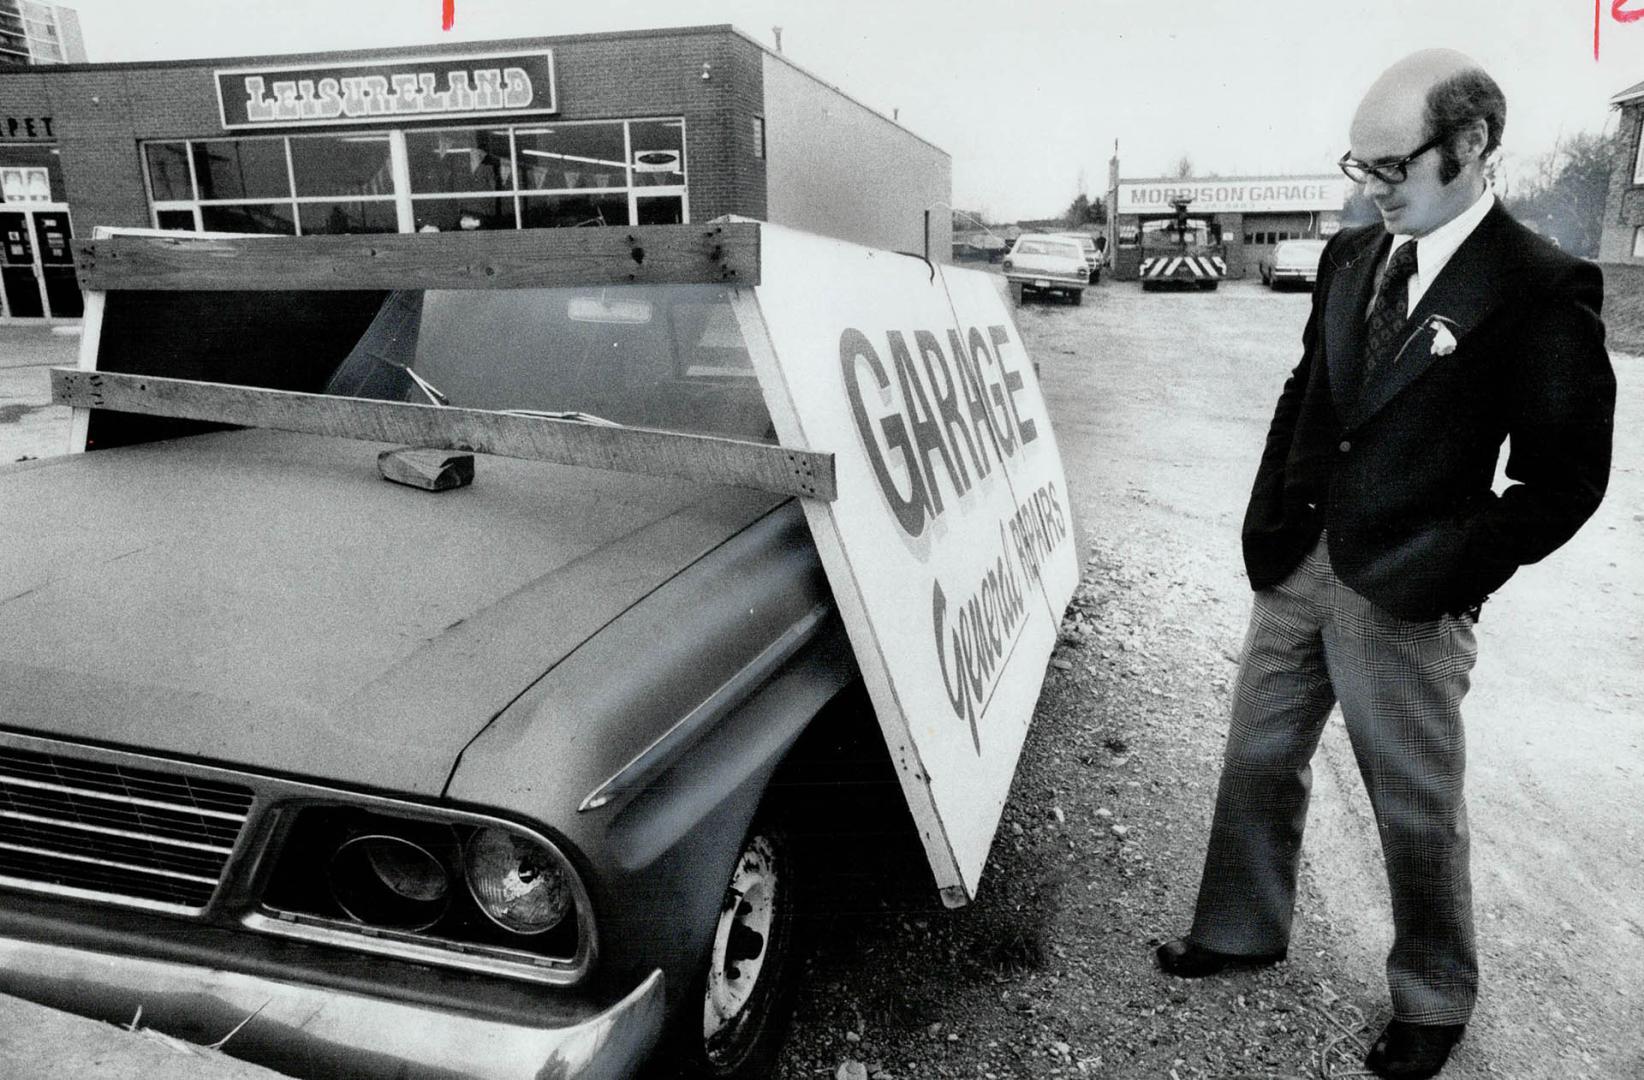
[1242,202,1616,620]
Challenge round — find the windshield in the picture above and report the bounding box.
[1015,240,1081,259]
[88,283,773,449]
[325,285,772,441]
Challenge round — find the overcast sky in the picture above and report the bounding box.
[63,0,1644,220]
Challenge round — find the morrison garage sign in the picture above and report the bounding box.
[1117,175,1351,215]
[216,51,557,130]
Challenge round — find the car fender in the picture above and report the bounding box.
[444,501,858,1003]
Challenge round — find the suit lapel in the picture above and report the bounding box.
[1323,230,1388,418]
[1352,203,1511,425]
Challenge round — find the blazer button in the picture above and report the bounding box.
[1339,440,1351,453]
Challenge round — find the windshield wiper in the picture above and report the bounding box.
[500,408,623,427]
[399,364,449,406]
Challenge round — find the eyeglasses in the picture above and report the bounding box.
[1337,132,1447,185]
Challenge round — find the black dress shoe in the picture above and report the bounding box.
[1153,937,1286,977]
[1363,1019,1465,1079]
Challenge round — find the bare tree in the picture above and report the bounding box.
[1173,155,1194,179]
[1503,131,1617,257]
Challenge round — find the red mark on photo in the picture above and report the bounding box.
[442,0,455,31]
[1599,0,1644,58]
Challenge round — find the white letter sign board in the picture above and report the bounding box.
[736,225,1080,905]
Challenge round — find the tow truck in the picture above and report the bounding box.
[1138,197,1226,291]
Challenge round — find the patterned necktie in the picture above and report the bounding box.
[1362,240,1419,380]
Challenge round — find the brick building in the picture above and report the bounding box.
[0,24,951,321]
[1598,77,1644,265]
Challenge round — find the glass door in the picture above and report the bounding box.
[0,210,44,319]
[32,208,80,318]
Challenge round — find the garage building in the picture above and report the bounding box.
[0,23,952,322]
[1107,172,1350,282]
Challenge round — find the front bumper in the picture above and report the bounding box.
[0,934,665,1080]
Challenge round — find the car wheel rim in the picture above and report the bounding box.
[702,833,779,1057]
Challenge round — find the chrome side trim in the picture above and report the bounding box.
[578,602,832,812]
[244,910,576,986]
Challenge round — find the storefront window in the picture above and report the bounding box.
[1,145,68,203]
[513,122,627,191]
[520,192,627,229]
[145,142,193,201]
[636,196,684,225]
[412,196,516,232]
[144,117,686,236]
[628,119,685,189]
[406,128,513,195]
[201,203,296,235]
[300,200,400,235]
[290,134,394,198]
[192,138,290,201]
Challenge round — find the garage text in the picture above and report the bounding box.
[841,324,1038,539]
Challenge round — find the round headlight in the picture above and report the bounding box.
[464,826,573,935]
[328,833,453,931]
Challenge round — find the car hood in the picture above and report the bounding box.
[0,430,782,797]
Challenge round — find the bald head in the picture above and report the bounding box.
[1353,50,1480,138]
[1345,50,1504,236]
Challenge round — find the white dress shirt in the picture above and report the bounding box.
[1385,187,1495,315]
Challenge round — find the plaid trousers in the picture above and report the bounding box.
[1190,533,1480,1024]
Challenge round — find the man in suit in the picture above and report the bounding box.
[1154,50,1616,1080]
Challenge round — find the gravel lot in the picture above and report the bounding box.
[769,274,1644,1080]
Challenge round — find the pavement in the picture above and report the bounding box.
[0,324,78,463]
[0,992,287,1080]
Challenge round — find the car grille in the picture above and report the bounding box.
[0,744,254,911]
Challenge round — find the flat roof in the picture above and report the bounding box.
[0,22,946,156]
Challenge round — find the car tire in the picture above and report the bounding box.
[1009,282,1025,305]
[678,817,804,1079]
[1070,290,1083,306]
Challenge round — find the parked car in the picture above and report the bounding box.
[1259,238,1326,289]
[1002,235,1089,305]
[1050,232,1102,283]
[0,278,890,1080]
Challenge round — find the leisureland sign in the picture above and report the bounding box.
[740,225,1079,905]
[215,52,557,130]
[1117,176,1351,215]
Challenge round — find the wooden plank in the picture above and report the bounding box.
[52,369,834,502]
[74,222,760,292]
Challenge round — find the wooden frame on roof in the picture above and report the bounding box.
[59,222,836,501]
[74,222,760,292]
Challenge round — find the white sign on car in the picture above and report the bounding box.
[737,224,1080,904]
